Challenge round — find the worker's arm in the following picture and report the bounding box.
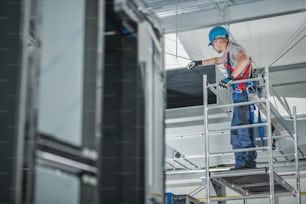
[202,57,223,65]
[231,51,250,78]
[186,57,223,70]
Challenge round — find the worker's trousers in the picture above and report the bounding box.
[231,91,257,169]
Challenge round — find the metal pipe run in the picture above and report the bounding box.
[203,75,210,204]
[293,106,301,204]
[265,65,275,204]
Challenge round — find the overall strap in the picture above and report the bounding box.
[224,51,252,90]
[225,51,264,145]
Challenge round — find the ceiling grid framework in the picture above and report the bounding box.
[144,0,259,18]
[145,0,306,33]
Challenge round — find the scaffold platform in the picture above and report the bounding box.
[210,167,295,196]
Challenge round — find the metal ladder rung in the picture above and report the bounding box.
[210,146,268,156]
[209,122,268,133]
[272,135,292,139]
[208,99,267,110]
[207,77,264,88]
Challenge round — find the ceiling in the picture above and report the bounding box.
[144,0,306,32]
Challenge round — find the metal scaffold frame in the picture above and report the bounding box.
[202,65,301,204]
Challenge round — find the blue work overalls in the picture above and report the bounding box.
[224,52,257,169]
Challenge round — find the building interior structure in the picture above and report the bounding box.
[1,0,306,203]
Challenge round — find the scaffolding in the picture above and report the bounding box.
[202,65,301,204]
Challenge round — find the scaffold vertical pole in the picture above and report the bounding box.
[265,65,275,204]
[203,75,210,204]
[293,106,301,204]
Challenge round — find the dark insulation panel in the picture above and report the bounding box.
[166,65,217,109]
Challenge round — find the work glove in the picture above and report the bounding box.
[219,75,235,90]
[186,60,202,70]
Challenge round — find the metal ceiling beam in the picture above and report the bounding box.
[161,0,306,33]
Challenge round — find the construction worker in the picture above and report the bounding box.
[187,26,257,169]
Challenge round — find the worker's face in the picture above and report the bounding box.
[212,37,227,53]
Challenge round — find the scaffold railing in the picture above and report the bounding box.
[202,65,301,204]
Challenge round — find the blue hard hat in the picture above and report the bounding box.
[208,26,229,46]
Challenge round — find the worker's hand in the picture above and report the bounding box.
[186,60,202,70]
[219,76,235,89]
